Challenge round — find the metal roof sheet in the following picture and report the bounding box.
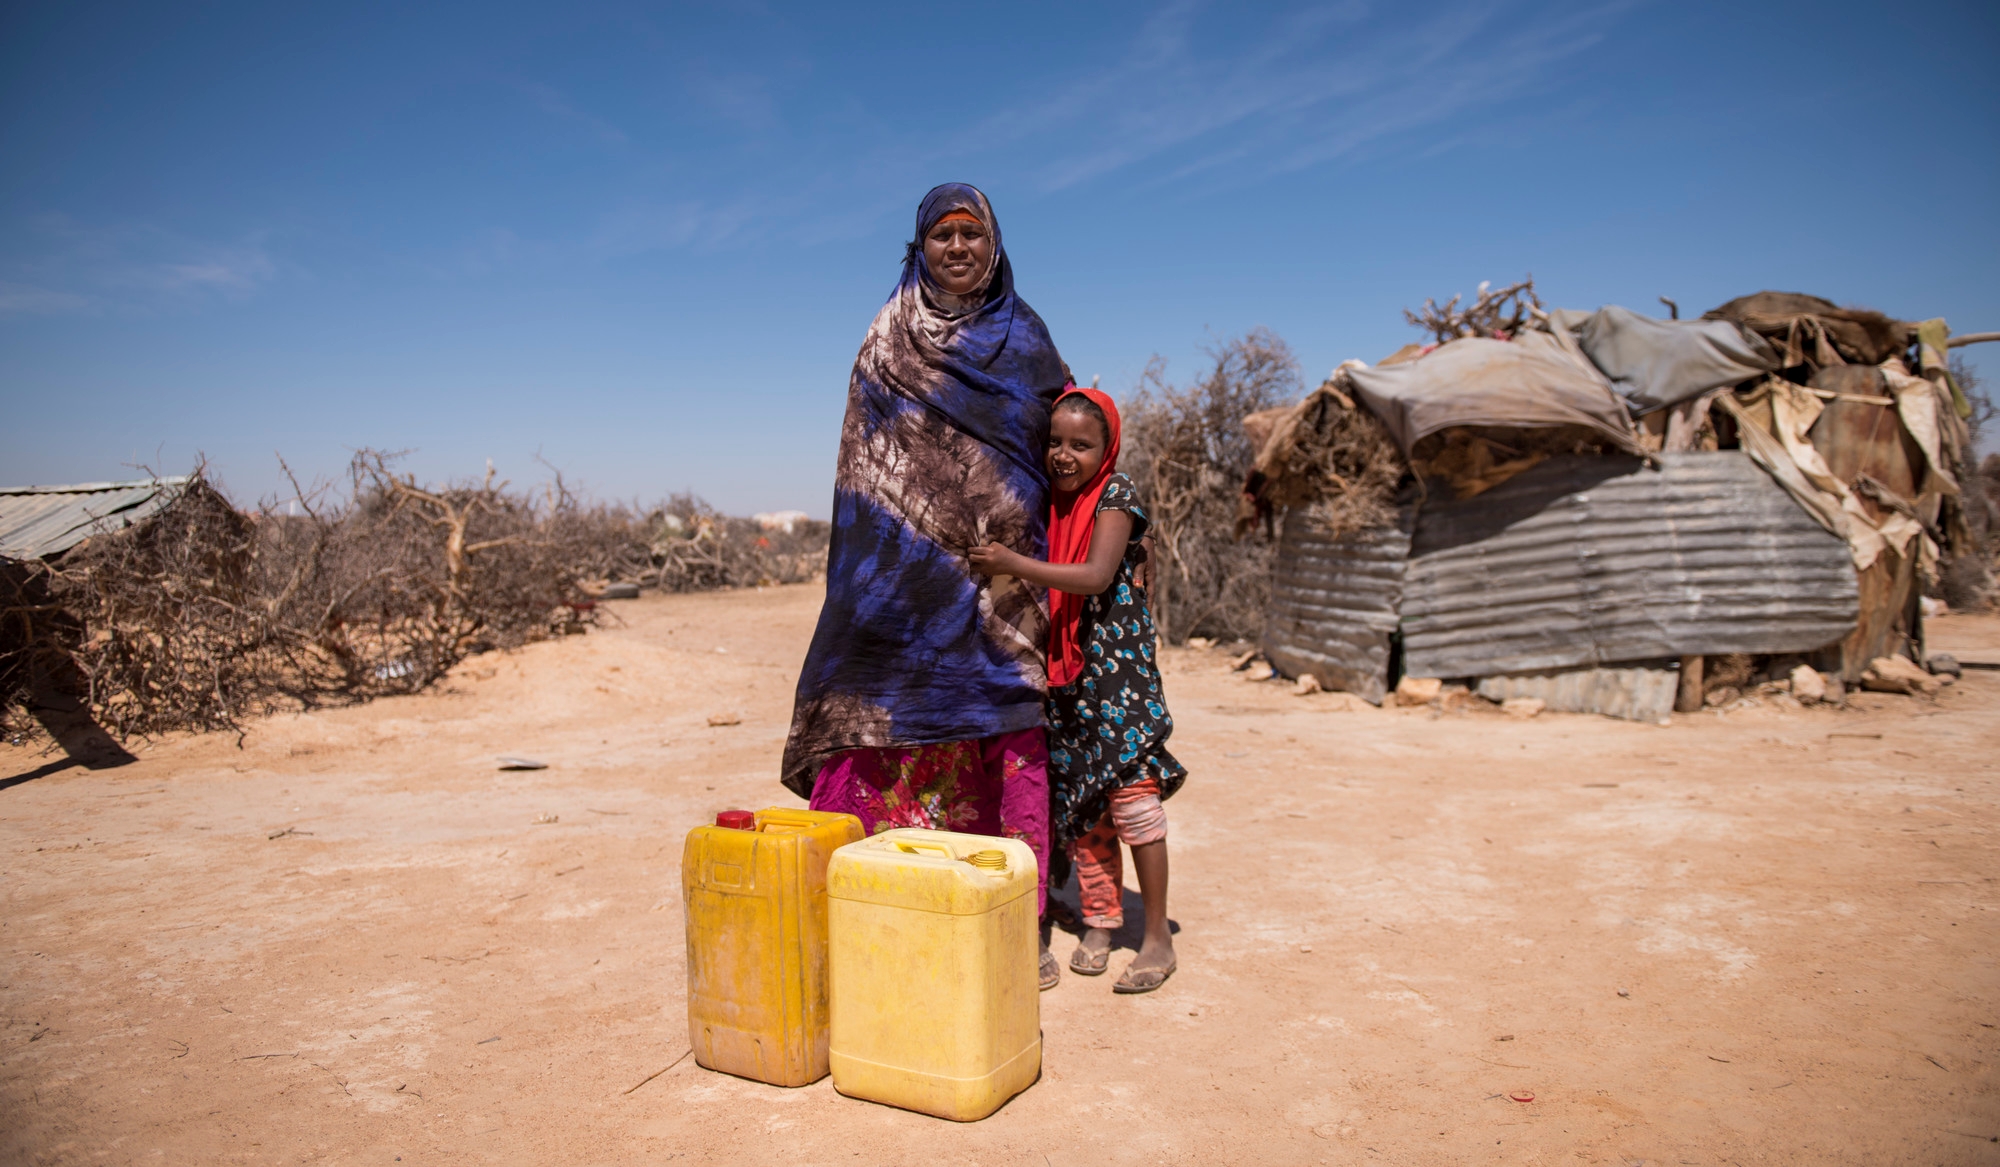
[1262,508,1410,705]
[0,477,191,560]
[1399,452,1858,678]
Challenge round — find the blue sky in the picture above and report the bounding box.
[3,0,1996,513]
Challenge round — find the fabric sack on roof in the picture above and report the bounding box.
[1343,334,1640,456]
[1553,305,1778,413]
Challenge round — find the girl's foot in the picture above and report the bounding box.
[1113,938,1176,994]
[1039,946,1061,991]
[1070,927,1113,975]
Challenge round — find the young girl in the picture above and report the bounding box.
[970,388,1186,994]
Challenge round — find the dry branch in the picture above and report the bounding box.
[1403,277,1546,344]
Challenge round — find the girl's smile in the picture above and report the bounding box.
[1047,409,1107,493]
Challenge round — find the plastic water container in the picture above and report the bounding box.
[827,828,1040,1121]
[682,806,863,1086]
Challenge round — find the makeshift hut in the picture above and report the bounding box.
[1247,285,1985,720]
[1,476,202,765]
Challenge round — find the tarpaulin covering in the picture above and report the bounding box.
[1703,291,1912,367]
[1342,334,1640,457]
[1551,305,1778,413]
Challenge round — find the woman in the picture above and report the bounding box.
[781,183,1069,949]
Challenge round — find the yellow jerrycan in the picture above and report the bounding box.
[682,807,863,1087]
[826,828,1040,1121]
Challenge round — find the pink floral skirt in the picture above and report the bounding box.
[808,728,1049,915]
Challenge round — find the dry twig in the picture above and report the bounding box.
[1403,277,1545,344]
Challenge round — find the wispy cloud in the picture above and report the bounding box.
[985,0,1637,194]
[366,0,1646,272]
[0,280,91,316]
[564,0,1643,256]
[520,81,632,148]
[0,215,281,316]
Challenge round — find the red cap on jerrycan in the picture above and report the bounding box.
[715,810,757,830]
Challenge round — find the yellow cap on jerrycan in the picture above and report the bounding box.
[826,828,1040,1121]
[682,807,863,1087]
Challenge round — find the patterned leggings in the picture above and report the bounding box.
[1069,777,1167,930]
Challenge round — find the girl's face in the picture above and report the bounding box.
[924,218,992,296]
[1047,408,1108,493]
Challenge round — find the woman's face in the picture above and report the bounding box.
[1046,407,1108,493]
[923,217,993,297]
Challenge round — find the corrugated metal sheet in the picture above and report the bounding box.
[1400,452,1858,678]
[0,477,190,560]
[1262,508,1410,705]
[1475,666,1680,723]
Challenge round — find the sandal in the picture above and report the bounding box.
[1039,948,1061,991]
[1070,938,1111,976]
[1113,960,1176,995]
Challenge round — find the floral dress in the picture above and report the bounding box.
[1046,474,1186,861]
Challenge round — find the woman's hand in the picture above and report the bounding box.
[968,542,1019,577]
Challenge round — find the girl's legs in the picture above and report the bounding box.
[1126,838,1174,974]
[1107,779,1174,990]
[1069,820,1123,973]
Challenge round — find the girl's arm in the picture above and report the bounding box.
[969,510,1134,596]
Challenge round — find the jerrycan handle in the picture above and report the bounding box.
[893,840,956,861]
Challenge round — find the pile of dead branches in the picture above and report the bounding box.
[1251,379,1407,538]
[2,452,830,743]
[1123,328,1301,643]
[1404,277,1546,343]
[646,496,829,593]
[2,475,260,740]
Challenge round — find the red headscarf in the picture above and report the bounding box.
[1046,387,1122,689]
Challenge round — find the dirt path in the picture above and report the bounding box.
[3,586,1996,1166]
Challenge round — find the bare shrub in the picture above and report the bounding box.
[1123,328,1301,643]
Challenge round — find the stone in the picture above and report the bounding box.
[1501,697,1545,719]
[1293,674,1323,696]
[1926,653,1963,679]
[1860,655,1941,696]
[1394,676,1443,705]
[1704,685,1740,707]
[1789,664,1827,704]
[1242,661,1276,682]
[1437,684,1479,711]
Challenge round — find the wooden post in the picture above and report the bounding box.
[1675,655,1705,713]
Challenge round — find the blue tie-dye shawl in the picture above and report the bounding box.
[781,184,1068,797]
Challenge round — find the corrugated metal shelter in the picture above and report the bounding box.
[1254,292,1983,710]
[1263,452,1859,702]
[0,477,191,561]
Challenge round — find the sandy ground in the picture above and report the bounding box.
[1,585,1996,1167]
